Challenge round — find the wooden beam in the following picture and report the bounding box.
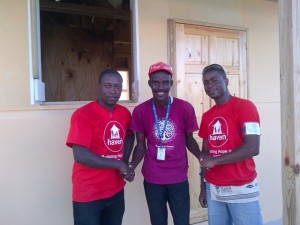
[40,0,130,20]
[279,0,300,224]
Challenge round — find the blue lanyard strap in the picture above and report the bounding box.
[152,97,171,147]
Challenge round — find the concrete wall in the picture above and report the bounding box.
[0,0,281,224]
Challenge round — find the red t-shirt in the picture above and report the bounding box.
[199,97,260,186]
[66,101,131,202]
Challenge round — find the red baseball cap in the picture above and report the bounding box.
[148,62,173,76]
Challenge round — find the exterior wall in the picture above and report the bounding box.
[0,0,281,224]
[0,0,31,110]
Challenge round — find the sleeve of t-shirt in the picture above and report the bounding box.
[236,100,260,137]
[129,106,145,133]
[124,108,133,136]
[66,111,93,148]
[183,103,199,133]
[198,113,208,140]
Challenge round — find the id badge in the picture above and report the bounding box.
[157,147,166,160]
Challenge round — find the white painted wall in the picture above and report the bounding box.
[0,0,281,224]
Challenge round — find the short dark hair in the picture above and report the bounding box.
[202,64,227,79]
[98,68,122,84]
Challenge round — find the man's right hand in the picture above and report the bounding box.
[199,188,208,208]
[119,161,135,182]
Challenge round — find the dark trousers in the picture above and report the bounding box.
[73,190,125,225]
[144,180,190,225]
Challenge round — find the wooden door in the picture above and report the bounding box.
[168,20,247,224]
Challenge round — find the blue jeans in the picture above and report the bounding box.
[206,182,263,225]
[73,189,125,225]
[143,180,190,225]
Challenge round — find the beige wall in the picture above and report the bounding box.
[0,0,31,110]
[0,0,281,224]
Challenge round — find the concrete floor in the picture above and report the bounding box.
[192,218,282,225]
[192,221,208,225]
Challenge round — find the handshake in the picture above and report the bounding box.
[119,162,135,182]
[199,153,216,170]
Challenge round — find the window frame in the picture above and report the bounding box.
[28,0,140,105]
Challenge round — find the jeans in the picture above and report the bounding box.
[206,182,263,225]
[73,189,125,225]
[144,180,190,225]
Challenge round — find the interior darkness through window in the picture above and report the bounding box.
[40,0,132,101]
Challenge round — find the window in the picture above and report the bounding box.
[29,0,139,103]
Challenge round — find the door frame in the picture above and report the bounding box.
[168,19,249,99]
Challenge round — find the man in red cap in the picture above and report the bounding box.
[128,62,202,225]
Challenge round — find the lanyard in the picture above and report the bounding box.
[152,97,171,147]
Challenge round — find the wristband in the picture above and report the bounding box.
[128,162,134,168]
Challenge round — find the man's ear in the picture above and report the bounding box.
[170,79,174,87]
[148,79,151,87]
[225,78,229,86]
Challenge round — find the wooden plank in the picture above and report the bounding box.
[239,30,248,99]
[175,23,187,99]
[227,75,239,97]
[184,34,209,65]
[186,74,203,125]
[184,24,241,39]
[42,24,113,101]
[185,64,206,74]
[279,0,300,224]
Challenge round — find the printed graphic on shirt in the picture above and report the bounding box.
[103,121,125,152]
[208,117,228,148]
[152,118,176,143]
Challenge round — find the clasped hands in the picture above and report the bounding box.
[199,154,216,169]
[120,162,135,182]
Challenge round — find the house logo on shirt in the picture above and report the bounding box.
[103,121,125,152]
[110,125,120,138]
[208,117,228,147]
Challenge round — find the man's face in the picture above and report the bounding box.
[202,70,228,100]
[148,71,173,105]
[98,73,123,110]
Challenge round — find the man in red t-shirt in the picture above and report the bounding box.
[66,69,134,225]
[198,64,263,225]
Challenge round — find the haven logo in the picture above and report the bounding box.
[103,121,125,152]
[208,117,228,147]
